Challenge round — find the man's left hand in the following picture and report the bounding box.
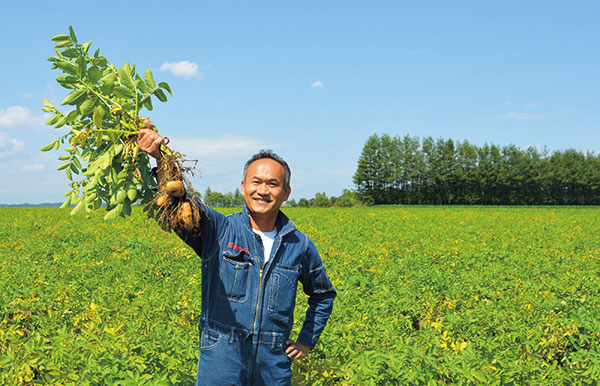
[285,340,310,361]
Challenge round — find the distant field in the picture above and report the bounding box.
[1,206,599,385]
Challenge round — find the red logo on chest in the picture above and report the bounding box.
[227,242,249,253]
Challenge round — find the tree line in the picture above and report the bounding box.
[198,187,361,208]
[353,134,600,205]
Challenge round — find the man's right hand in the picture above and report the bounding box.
[137,119,164,159]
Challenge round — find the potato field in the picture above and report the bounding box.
[1,206,600,385]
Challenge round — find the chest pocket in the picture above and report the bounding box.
[218,250,252,303]
[268,265,300,322]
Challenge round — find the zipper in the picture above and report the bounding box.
[252,267,263,331]
[252,232,264,332]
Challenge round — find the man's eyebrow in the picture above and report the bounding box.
[251,176,281,184]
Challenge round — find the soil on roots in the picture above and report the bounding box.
[148,155,202,236]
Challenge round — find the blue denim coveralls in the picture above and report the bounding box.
[177,201,337,386]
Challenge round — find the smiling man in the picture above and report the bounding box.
[138,127,336,386]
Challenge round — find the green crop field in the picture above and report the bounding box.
[1,206,600,385]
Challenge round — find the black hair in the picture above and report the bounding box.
[243,149,291,189]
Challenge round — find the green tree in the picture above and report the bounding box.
[335,189,359,207]
[313,192,332,207]
[353,134,384,204]
[298,198,310,207]
[455,140,479,204]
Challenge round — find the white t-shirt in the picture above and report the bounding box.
[253,229,277,263]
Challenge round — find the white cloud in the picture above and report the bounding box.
[0,132,24,159]
[311,81,324,88]
[0,106,46,127]
[17,161,45,173]
[160,61,202,79]
[170,135,269,158]
[493,112,562,120]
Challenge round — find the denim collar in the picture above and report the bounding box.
[241,206,296,238]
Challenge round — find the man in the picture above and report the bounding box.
[138,125,337,386]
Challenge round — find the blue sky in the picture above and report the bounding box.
[1,1,598,204]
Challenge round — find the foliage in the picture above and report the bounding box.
[286,190,362,208]
[198,187,244,207]
[2,206,600,385]
[40,27,173,220]
[354,134,600,205]
[313,192,332,208]
[199,188,361,208]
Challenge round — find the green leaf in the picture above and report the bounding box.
[68,26,78,43]
[76,56,86,78]
[66,166,73,180]
[40,142,56,152]
[61,88,87,105]
[122,101,136,113]
[59,195,71,209]
[51,34,71,42]
[144,69,156,89]
[142,96,153,111]
[117,66,135,89]
[62,48,79,58]
[135,76,148,93]
[54,141,60,150]
[43,98,54,109]
[82,41,92,53]
[56,62,78,76]
[127,188,138,202]
[93,106,104,128]
[116,190,127,204]
[104,204,122,220]
[158,82,172,96]
[70,200,84,216]
[122,200,132,216]
[100,153,111,170]
[113,143,124,156]
[88,66,102,84]
[153,89,167,102]
[113,86,135,99]
[57,162,69,171]
[65,109,80,124]
[55,115,68,128]
[56,75,78,88]
[101,71,116,86]
[56,40,73,48]
[80,97,97,115]
[45,115,60,126]
[72,157,82,169]
[93,56,108,67]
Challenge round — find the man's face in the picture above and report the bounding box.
[241,158,291,219]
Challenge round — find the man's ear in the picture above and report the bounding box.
[284,186,291,201]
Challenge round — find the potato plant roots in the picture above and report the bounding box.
[148,155,202,236]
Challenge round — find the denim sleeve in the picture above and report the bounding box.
[174,195,228,260]
[297,236,336,349]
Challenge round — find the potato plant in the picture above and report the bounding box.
[2,206,600,385]
[40,26,176,221]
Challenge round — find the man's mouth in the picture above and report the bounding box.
[254,197,272,204]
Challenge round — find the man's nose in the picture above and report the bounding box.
[258,183,269,194]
